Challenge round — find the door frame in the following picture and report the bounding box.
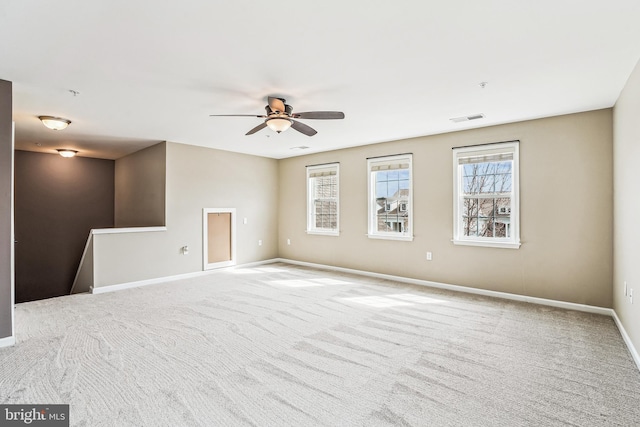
[202,208,236,270]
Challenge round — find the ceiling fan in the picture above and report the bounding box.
[210,96,345,136]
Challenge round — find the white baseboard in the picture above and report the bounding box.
[90,259,280,294]
[611,310,640,371]
[275,258,612,316]
[0,335,15,348]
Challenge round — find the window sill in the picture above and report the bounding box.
[306,230,340,237]
[367,234,414,242]
[452,239,521,249]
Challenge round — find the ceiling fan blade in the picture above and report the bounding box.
[290,120,317,136]
[245,122,268,135]
[210,114,266,118]
[292,111,345,120]
[268,96,286,113]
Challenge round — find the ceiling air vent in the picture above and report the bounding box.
[450,113,485,123]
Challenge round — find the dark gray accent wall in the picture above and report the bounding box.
[0,80,12,339]
[14,151,115,302]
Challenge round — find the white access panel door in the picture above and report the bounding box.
[203,208,236,270]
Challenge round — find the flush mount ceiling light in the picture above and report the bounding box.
[57,149,77,158]
[39,116,71,130]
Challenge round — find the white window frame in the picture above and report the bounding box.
[452,141,520,249]
[367,154,413,241]
[306,163,339,236]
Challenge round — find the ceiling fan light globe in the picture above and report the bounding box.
[266,117,292,133]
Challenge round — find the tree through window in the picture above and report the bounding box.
[453,142,520,248]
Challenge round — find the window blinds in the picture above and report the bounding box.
[369,154,411,171]
[458,152,513,164]
[307,163,338,177]
[369,161,410,171]
[454,141,518,165]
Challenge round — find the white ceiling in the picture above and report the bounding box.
[2,1,640,160]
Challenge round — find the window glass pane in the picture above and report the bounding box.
[463,197,478,217]
[475,164,489,176]
[376,181,388,198]
[462,196,512,238]
[495,197,511,215]
[464,216,477,236]
[463,176,476,194]
[496,173,512,192]
[479,218,493,237]
[463,164,476,177]
[494,222,507,238]
[387,180,399,197]
[462,161,513,195]
[376,171,388,182]
[478,199,494,217]
[496,161,511,173]
[479,174,495,193]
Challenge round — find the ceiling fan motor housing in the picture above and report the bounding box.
[264,103,293,116]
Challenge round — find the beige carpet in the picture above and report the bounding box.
[1,263,639,426]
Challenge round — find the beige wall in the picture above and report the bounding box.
[613,58,640,354]
[279,109,613,307]
[93,142,278,287]
[164,142,279,273]
[115,142,166,227]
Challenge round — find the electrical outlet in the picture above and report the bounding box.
[258,240,262,246]
[287,239,291,245]
[624,281,628,296]
[426,252,432,261]
[243,217,248,225]
[630,288,634,304]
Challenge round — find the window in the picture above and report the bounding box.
[367,154,413,240]
[453,141,520,248]
[307,163,339,235]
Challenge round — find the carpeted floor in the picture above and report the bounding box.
[1,262,639,426]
